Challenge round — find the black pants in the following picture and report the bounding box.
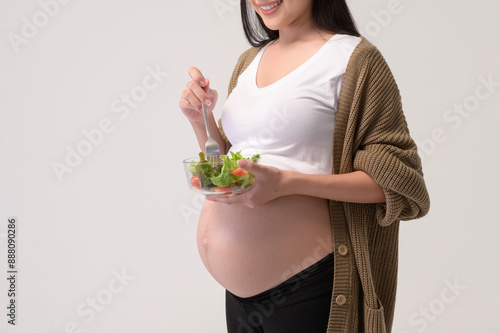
[225,252,334,333]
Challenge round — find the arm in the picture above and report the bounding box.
[348,49,430,225]
[206,160,385,208]
[180,67,226,154]
[282,170,386,203]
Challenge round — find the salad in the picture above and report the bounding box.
[188,150,260,194]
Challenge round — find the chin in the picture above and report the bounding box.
[263,23,280,31]
[260,19,282,31]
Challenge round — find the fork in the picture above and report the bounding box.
[202,103,220,167]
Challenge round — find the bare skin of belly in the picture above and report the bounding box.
[197,194,333,298]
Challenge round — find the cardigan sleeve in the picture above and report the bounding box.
[351,48,430,226]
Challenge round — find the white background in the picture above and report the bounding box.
[0,0,499,332]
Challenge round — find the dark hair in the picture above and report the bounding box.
[241,0,360,47]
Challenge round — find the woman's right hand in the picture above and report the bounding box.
[179,67,218,123]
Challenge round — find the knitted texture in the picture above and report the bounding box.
[218,36,430,333]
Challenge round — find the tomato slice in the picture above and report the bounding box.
[190,176,200,188]
[230,167,248,177]
[215,186,233,193]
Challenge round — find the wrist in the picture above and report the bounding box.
[279,170,299,197]
[190,118,205,127]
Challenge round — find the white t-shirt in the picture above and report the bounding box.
[221,33,362,174]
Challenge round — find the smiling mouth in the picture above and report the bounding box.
[259,0,282,11]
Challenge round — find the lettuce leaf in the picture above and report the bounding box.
[190,150,260,190]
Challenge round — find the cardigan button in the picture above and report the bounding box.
[338,245,348,256]
[336,295,347,305]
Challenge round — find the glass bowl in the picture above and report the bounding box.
[182,155,260,197]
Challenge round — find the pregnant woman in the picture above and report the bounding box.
[179,0,430,332]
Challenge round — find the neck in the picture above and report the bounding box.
[275,9,318,45]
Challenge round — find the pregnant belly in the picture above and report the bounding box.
[196,195,333,298]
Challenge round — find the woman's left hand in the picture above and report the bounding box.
[206,159,286,208]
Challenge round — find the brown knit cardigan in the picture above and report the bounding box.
[217,36,431,333]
